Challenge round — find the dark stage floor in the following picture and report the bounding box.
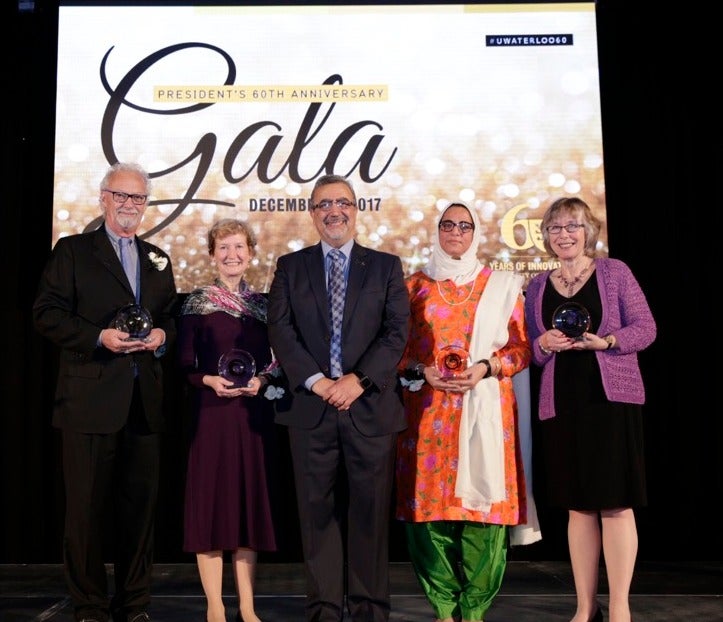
[1,561,721,622]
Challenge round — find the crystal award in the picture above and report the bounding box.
[111,304,153,341]
[218,349,256,388]
[552,302,591,339]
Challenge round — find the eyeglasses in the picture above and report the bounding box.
[439,220,475,234]
[546,223,584,235]
[311,198,356,211]
[102,189,148,206]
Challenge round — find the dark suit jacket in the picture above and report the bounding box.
[267,241,410,436]
[33,227,178,434]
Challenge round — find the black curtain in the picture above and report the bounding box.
[3,1,716,564]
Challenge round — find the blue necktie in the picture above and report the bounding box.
[119,237,137,300]
[328,249,346,378]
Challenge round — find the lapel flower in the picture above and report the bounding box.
[400,377,424,392]
[264,385,285,400]
[148,251,168,271]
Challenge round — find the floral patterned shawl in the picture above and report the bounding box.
[180,279,268,323]
[180,279,282,381]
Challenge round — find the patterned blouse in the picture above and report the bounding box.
[395,267,532,525]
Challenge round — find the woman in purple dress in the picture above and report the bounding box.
[178,218,283,622]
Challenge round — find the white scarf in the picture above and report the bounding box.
[455,270,523,511]
[509,366,542,545]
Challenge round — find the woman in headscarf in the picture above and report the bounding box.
[395,202,540,622]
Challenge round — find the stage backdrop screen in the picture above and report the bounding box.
[53,1,605,293]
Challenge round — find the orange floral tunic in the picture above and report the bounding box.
[395,268,531,525]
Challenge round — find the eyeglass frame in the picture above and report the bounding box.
[102,188,148,206]
[310,198,357,211]
[438,219,475,234]
[546,223,584,235]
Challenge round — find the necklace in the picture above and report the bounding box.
[556,260,593,296]
[436,279,476,306]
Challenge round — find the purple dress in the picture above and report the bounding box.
[178,304,279,553]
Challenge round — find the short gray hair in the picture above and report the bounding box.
[99,162,151,195]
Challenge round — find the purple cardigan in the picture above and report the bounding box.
[524,257,656,421]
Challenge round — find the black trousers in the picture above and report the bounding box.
[288,409,397,622]
[61,383,160,621]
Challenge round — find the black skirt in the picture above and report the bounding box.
[539,275,647,511]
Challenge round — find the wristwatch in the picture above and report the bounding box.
[353,370,372,390]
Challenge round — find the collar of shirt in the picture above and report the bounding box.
[105,225,136,258]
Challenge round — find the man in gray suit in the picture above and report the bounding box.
[267,174,410,622]
[33,162,177,622]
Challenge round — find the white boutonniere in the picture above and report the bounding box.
[148,251,168,271]
[264,385,285,400]
[400,377,424,392]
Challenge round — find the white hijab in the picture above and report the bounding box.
[424,202,483,285]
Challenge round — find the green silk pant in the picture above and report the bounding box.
[405,520,508,621]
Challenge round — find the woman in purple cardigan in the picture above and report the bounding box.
[525,197,656,622]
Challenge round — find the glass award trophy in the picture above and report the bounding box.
[218,349,256,388]
[435,345,470,378]
[552,302,591,339]
[111,304,153,341]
